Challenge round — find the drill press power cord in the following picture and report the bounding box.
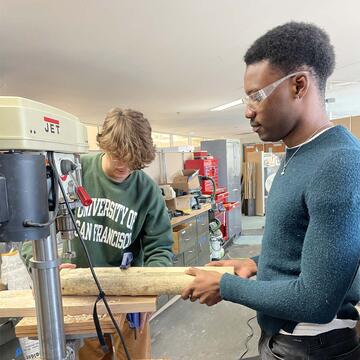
[48,152,132,360]
[238,314,257,359]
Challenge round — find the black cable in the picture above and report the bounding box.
[238,315,257,359]
[49,154,131,360]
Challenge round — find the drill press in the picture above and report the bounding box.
[0,97,90,359]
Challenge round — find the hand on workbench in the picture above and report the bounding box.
[140,312,153,334]
[206,258,257,278]
[181,267,222,306]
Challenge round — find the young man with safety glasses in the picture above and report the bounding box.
[182,22,360,359]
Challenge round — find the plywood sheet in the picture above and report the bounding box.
[0,290,156,317]
[247,151,264,215]
[16,314,118,337]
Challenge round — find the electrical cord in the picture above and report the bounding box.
[238,314,257,359]
[199,175,216,203]
[48,154,131,360]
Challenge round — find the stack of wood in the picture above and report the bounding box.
[243,162,256,200]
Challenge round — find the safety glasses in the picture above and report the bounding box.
[243,71,308,110]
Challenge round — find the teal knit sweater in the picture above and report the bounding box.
[220,126,360,335]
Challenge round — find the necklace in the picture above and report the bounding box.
[280,124,332,176]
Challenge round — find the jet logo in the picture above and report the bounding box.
[44,117,60,134]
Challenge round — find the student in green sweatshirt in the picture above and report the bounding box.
[77,108,173,360]
[22,107,174,360]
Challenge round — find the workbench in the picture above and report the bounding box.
[1,206,212,343]
[0,289,156,338]
[0,290,156,318]
[170,203,211,227]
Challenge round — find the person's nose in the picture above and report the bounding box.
[245,104,256,120]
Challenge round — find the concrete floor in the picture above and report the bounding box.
[150,216,265,360]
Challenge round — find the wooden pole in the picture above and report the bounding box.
[60,267,234,296]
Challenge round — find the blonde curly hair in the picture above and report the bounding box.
[96,108,156,170]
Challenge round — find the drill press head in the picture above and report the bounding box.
[0,97,90,253]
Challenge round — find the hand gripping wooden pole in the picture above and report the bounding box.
[60,266,234,296]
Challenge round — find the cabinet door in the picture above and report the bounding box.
[183,246,198,265]
[172,253,184,267]
[196,212,209,236]
[227,206,242,239]
[227,141,241,201]
[173,219,197,253]
[197,233,211,265]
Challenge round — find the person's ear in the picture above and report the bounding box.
[293,73,309,99]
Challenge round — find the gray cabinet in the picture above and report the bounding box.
[196,212,210,265]
[175,219,197,253]
[201,140,242,239]
[172,211,210,267]
[157,210,210,310]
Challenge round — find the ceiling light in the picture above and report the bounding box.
[210,98,244,111]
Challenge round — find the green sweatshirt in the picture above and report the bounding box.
[69,153,173,267]
[21,153,173,268]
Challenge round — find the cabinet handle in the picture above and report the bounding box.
[188,250,193,253]
[201,223,206,226]
[184,238,190,242]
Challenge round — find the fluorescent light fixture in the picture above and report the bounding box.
[210,98,244,111]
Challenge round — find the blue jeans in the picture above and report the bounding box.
[257,327,360,359]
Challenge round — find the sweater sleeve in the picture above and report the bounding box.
[141,186,174,267]
[220,150,360,323]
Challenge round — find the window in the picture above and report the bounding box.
[172,135,189,147]
[190,137,204,148]
[152,132,171,148]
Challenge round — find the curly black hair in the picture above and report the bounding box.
[244,22,335,95]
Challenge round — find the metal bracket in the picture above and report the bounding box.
[29,257,60,269]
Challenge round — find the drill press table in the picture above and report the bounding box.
[0,289,156,337]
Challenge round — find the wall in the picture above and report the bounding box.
[85,125,100,151]
[332,116,360,138]
[143,151,194,184]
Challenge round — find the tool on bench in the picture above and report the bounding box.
[121,252,141,339]
[199,175,225,260]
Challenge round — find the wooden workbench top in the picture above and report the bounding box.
[170,204,211,227]
[0,289,156,317]
[15,314,117,337]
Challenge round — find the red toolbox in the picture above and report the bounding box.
[214,210,227,241]
[203,190,228,202]
[193,151,209,158]
[185,158,219,193]
[223,201,241,211]
[223,201,241,241]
